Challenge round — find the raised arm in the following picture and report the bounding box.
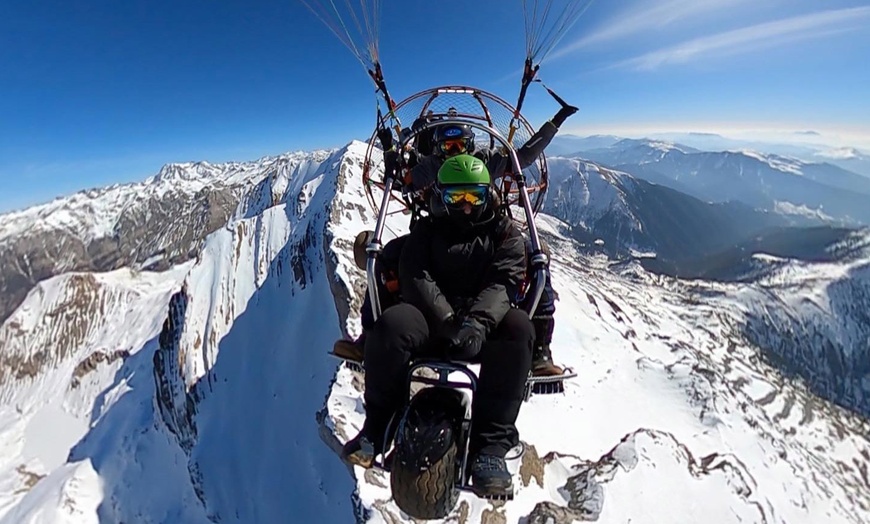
[516,104,579,168]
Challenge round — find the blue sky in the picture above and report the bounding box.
[1,0,869,213]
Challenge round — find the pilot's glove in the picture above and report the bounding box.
[551,105,579,128]
[446,317,485,361]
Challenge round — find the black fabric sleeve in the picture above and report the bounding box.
[466,218,527,337]
[398,220,455,330]
[484,121,558,178]
[516,121,558,169]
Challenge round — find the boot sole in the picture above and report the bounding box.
[470,479,513,499]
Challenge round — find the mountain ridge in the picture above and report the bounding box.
[0,149,336,326]
[572,138,870,225]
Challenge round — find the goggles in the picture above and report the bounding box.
[438,138,469,156]
[441,185,489,207]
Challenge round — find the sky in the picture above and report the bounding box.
[1,0,869,213]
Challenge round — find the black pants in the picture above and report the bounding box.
[363,303,534,457]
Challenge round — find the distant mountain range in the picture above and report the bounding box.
[544,134,623,156]
[3,136,865,327]
[555,138,870,226]
[541,156,867,282]
[551,133,870,177]
[641,226,867,281]
[543,158,785,261]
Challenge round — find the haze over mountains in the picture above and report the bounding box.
[0,136,868,522]
[550,133,870,179]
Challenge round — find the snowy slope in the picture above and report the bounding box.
[0,263,203,522]
[0,142,868,523]
[150,142,384,521]
[735,231,870,417]
[0,146,362,522]
[0,157,300,245]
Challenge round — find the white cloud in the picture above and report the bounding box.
[550,0,754,60]
[616,7,870,71]
[815,147,861,160]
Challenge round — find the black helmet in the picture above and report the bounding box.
[433,124,475,157]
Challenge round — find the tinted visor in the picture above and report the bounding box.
[441,185,488,206]
[438,138,470,156]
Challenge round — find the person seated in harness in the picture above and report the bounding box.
[342,154,532,497]
[333,104,577,376]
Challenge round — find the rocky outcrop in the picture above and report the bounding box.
[1,274,109,386]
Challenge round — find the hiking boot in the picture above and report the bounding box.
[532,344,564,377]
[470,453,512,496]
[332,333,365,363]
[341,431,378,469]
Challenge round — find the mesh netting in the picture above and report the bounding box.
[362,86,548,223]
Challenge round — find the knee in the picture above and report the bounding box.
[366,304,428,358]
[375,303,427,335]
[496,309,535,346]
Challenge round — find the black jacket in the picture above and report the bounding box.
[398,213,527,337]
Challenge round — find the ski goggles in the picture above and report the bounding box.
[438,138,470,156]
[441,185,489,206]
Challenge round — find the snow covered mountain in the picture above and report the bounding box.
[815,147,870,179]
[576,139,870,225]
[0,152,327,325]
[543,157,787,266]
[1,142,869,522]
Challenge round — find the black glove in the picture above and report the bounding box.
[400,117,429,143]
[434,315,462,348]
[437,316,485,361]
[551,105,579,128]
[411,116,428,133]
[384,150,399,179]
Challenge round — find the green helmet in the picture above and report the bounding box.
[436,154,490,186]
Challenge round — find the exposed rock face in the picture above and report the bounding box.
[0,274,104,386]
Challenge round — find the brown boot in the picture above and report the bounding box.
[332,333,365,363]
[532,344,564,377]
